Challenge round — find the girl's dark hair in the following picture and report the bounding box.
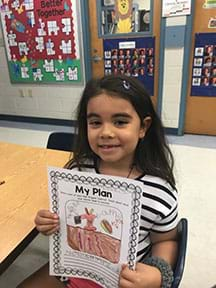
[68,74,175,188]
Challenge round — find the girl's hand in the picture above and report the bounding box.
[34,209,60,235]
[119,263,161,288]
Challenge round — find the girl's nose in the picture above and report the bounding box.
[100,124,114,138]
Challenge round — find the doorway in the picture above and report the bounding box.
[87,0,161,107]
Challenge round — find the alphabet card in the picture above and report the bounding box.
[0,0,82,83]
[48,167,143,288]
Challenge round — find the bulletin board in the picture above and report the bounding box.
[0,0,83,84]
[191,33,216,96]
[103,37,155,95]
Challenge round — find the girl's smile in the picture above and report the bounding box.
[98,144,121,150]
[87,93,149,175]
[97,143,123,157]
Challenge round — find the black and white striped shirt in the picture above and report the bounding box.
[69,162,178,262]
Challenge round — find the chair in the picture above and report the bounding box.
[172,218,188,288]
[142,218,188,287]
[46,132,77,152]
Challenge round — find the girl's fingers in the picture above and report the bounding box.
[35,216,59,226]
[37,209,59,219]
[43,226,60,236]
[120,265,134,280]
[34,209,60,235]
[37,223,60,235]
[119,276,133,288]
[119,265,138,287]
[36,223,57,232]
[34,209,59,226]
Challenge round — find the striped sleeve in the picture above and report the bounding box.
[140,176,178,233]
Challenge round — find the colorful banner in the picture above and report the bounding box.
[191,33,216,97]
[103,37,155,95]
[0,0,82,83]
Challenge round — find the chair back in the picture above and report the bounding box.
[172,218,188,288]
[46,132,76,152]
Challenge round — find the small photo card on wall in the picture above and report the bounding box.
[191,33,216,96]
[0,0,83,84]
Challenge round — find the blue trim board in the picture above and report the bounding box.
[178,2,195,136]
[165,128,178,135]
[165,25,186,48]
[96,0,103,38]
[80,0,92,81]
[0,115,76,127]
[157,17,166,116]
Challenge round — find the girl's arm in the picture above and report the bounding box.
[119,227,178,288]
[150,227,178,267]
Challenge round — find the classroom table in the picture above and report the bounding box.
[0,142,70,274]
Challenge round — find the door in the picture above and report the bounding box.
[184,0,216,135]
[87,0,161,107]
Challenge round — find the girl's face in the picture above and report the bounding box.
[87,93,148,172]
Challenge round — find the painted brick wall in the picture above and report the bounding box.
[0,46,84,120]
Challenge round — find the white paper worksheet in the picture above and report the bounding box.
[48,167,143,288]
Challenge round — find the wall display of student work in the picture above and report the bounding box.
[191,33,216,96]
[103,37,155,95]
[0,0,82,84]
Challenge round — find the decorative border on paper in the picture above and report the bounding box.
[49,170,142,287]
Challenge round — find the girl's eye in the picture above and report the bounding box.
[88,120,101,127]
[114,119,129,126]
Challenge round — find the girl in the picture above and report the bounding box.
[17,75,178,288]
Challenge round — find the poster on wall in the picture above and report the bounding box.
[162,0,191,17]
[99,0,151,36]
[103,37,155,95]
[191,33,216,97]
[0,0,82,84]
[203,0,216,9]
